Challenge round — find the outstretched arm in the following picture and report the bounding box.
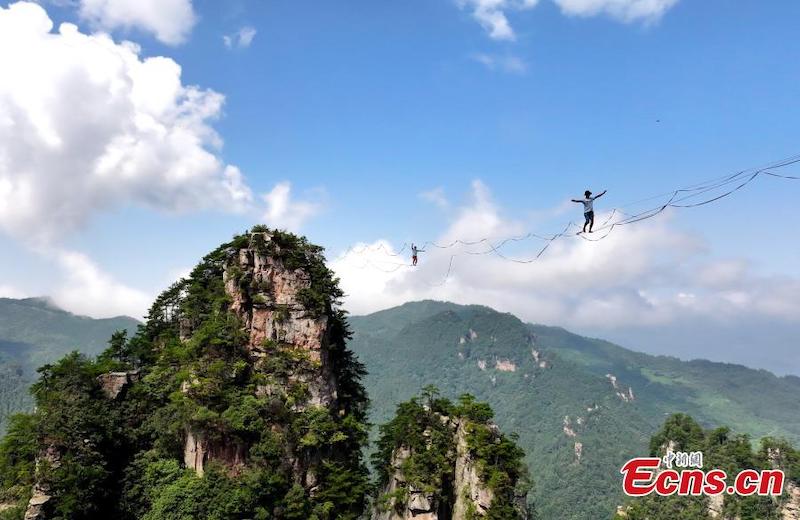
[595,190,607,199]
[571,199,581,203]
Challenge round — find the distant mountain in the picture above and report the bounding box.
[0,297,139,432]
[348,300,800,520]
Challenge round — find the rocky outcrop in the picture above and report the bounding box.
[495,359,516,372]
[782,483,800,520]
[563,416,577,438]
[223,235,338,408]
[183,430,247,477]
[767,447,800,520]
[606,374,635,402]
[97,370,140,399]
[373,413,528,520]
[5,229,372,520]
[452,422,495,519]
[574,442,583,463]
[180,232,342,476]
[24,444,60,520]
[707,493,725,519]
[372,447,441,520]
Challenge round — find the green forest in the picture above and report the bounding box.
[616,413,800,519]
[348,300,800,519]
[0,252,798,519]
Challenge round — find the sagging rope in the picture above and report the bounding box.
[336,153,800,284]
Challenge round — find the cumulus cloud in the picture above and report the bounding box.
[223,26,257,49]
[456,0,539,40]
[52,248,151,318]
[78,0,196,45]
[0,2,255,244]
[471,52,528,74]
[332,180,798,333]
[0,3,321,318]
[552,0,680,23]
[262,182,322,232]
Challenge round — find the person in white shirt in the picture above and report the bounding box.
[411,244,425,266]
[572,189,607,233]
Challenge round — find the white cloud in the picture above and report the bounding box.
[420,187,450,209]
[0,284,27,299]
[0,2,253,245]
[552,0,679,23]
[52,248,151,318]
[457,0,679,39]
[332,180,799,332]
[471,52,528,74]
[0,3,324,319]
[224,26,257,49]
[262,182,322,232]
[78,0,196,45]
[456,0,539,40]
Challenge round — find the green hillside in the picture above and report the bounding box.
[0,298,139,432]
[348,300,800,520]
[615,414,800,520]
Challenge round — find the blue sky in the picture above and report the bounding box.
[0,0,799,373]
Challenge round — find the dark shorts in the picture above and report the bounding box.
[584,211,594,223]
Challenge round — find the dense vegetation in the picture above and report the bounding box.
[0,228,370,520]
[348,300,800,520]
[0,298,138,433]
[616,414,800,520]
[372,387,531,519]
[0,281,797,519]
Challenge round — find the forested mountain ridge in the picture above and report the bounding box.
[349,300,800,519]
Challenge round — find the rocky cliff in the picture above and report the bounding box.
[0,228,371,520]
[0,229,534,520]
[371,391,531,520]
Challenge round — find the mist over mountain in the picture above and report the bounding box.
[588,315,800,377]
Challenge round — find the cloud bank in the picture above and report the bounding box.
[332,181,800,373]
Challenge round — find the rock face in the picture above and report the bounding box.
[24,444,60,520]
[452,422,495,519]
[782,483,800,520]
[97,370,140,399]
[181,232,341,476]
[223,234,338,408]
[373,412,528,520]
[372,447,440,520]
[182,429,247,477]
